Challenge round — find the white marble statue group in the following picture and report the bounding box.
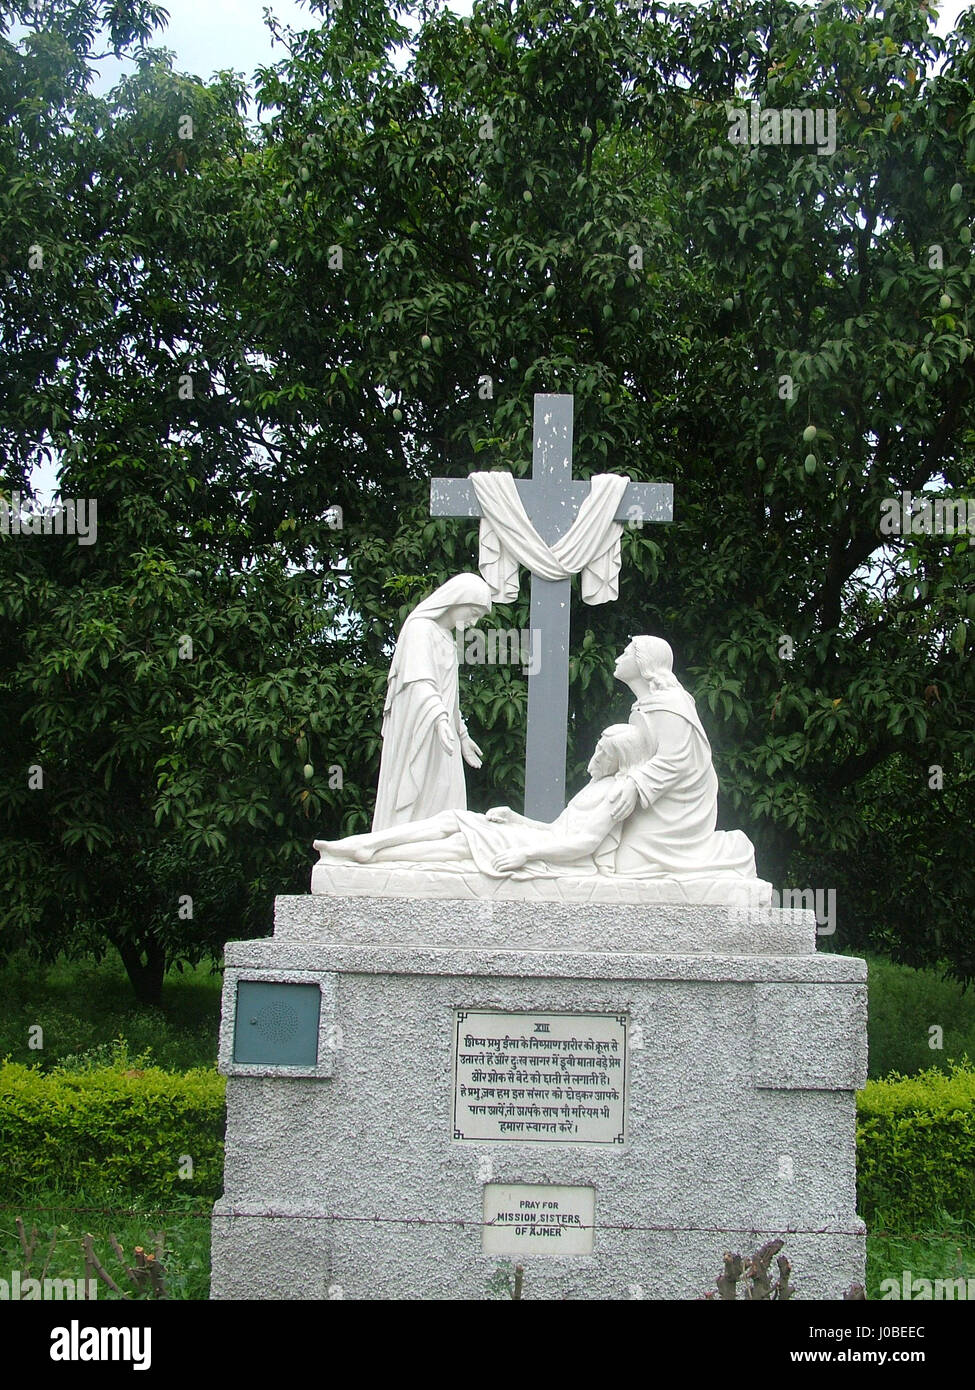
[314,574,761,892]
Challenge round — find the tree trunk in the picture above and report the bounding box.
[115,937,167,1007]
[751,823,798,891]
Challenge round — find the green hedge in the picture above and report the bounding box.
[0,1061,226,1203]
[856,1062,975,1229]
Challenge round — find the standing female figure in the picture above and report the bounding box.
[372,573,492,831]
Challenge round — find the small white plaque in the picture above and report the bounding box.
[482,1183,595,1256]
[452,1009,627,1144]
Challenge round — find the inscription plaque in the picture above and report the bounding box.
[482,1183,595,1256]
[452,1009,627,1144]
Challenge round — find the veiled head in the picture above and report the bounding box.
[406,573,493,630]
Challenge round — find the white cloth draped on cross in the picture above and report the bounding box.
[469,471,630,605]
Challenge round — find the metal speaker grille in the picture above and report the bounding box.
[254,1001,299,1045]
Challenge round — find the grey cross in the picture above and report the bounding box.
[431,393,673,821]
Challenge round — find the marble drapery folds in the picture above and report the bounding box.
[371,574,491,831]
[470,471,630,605]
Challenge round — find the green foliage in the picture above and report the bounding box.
[857,1063,975,1229]
[486,1258,521,1299]
[1,0,974,993]
[863,952,975,1079]
[0,951,221,1071]
[226,0,975,970]
[796,759,975,979]
[1,1,382,1000]
[0,1058,226,1203]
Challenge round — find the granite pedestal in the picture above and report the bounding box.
[210,891,867,1300]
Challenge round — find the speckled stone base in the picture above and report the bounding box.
[210,897,867,1300]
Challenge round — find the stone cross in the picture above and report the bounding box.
[430,393,673,821]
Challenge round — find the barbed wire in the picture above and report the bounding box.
[1,1202,970,1242]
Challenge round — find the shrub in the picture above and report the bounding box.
[0,1059,226,1203]
[857,1062,975,1229]
[863,954,975,1079]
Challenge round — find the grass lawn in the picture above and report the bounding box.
[0,1194,211,1301]
[866,1217,975,1301]
[0,951,222,1072]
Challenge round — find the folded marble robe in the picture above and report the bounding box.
[470,471,629,605]
[450,778,619,878]
[319,771,758,883]
[616,689,758,878]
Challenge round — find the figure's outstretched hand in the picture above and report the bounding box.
[485,806,513,823]
[608,777,639,821]
[461,734,483,768]
[494,849,527,873]
[437,718,455,753]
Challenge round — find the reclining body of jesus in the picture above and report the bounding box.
[314,723,646,878]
